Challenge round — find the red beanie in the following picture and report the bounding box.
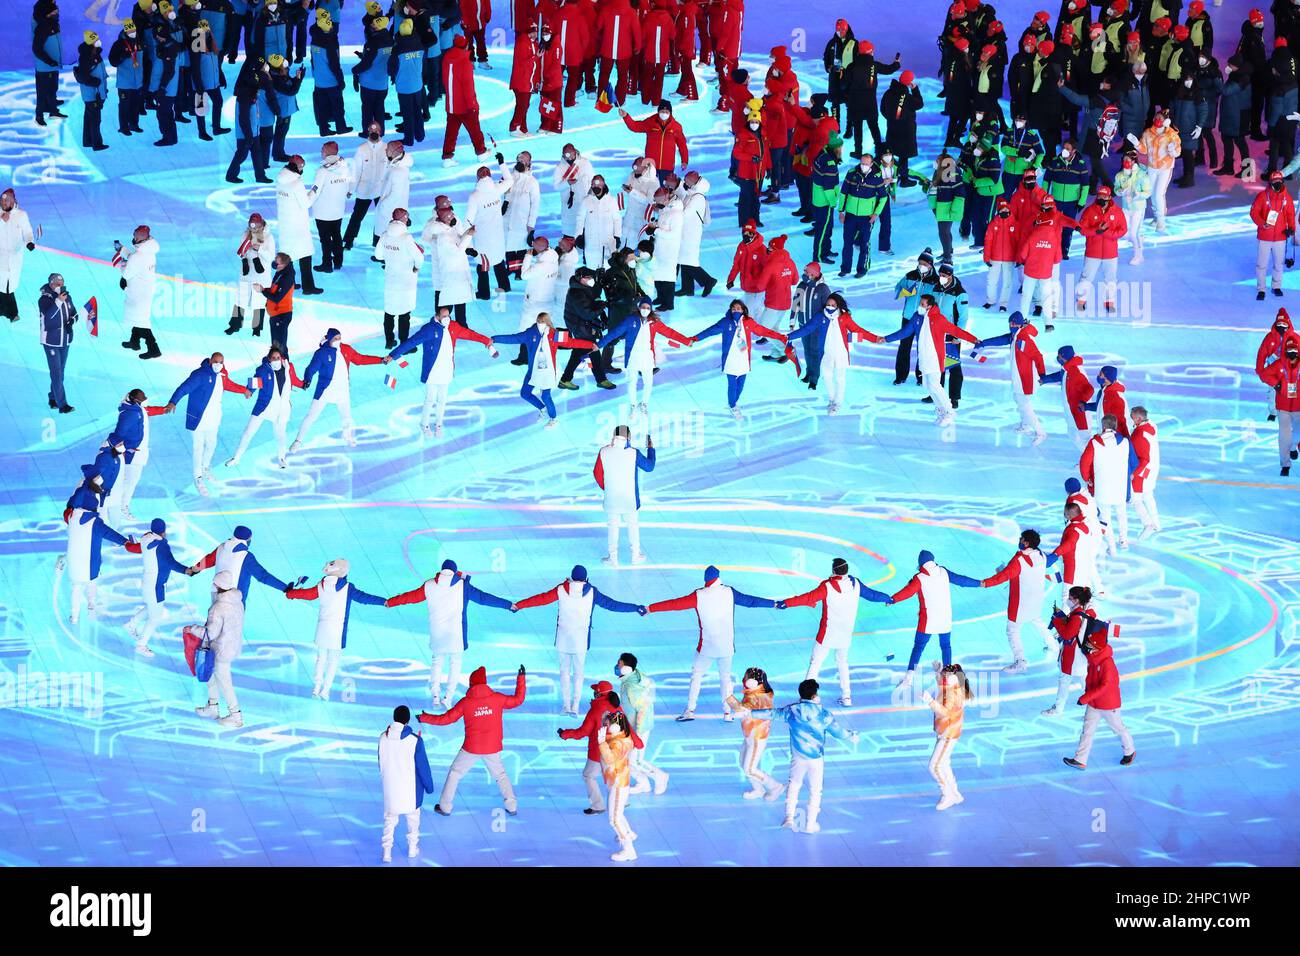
[1172,24,1189,41]
[1037,39,1055,56]
[900,69,915,85]
[858,39,874,55]
[1250,8,1265,25]
[953,37,969,51]
[1278,36,1290,48]
[469,666,487,686]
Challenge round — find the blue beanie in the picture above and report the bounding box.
[324,327,341,344]
[636,295,653,308]
[1064,477,1082,494]
[1057,345,1076,362]
[1008,311,1026,327]
[80,464,99,479]
[233,525,252,540]
[150,518,166,534]
[571,564,588,581]
[441,558,458,572]
[107,432,124,446]
[917,549,935,567]
[1100,364,1118,382]
[704,565,721,583]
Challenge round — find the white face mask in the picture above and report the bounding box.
[1061,149,1072,160]
[658,111,670,121]
[639,306,652,316]
[1183,78,1193,87]
[748,122,760,131]
[211,361,224,373]
[270,359,283,370]
[581,277,595,287]
[126,31,136,38]
[1015,119,1026,128]
[1198,56,1208,67]
[330,339,341,349]
[743,678,759,690]
[438,313,451,326]
[617,664,631,676]
[824,305,839,317]
[94,39,102,47]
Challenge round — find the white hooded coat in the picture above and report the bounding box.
[519,247,559,327]
[375,152,413,235]
[375,219,425,314]
[425,219,475,306]
[203,587,246,663]
[465,164,515,266]
[120,236,159,328]
[236,227,276,312]
[503,168,541,250]
[309,154,352,222]
[350,139,388,200]
[276,167,317,260]
[552,154,594,236]
[576,190,622,268]
[621,160,658,242]
[677,177,712,268]
[0,206,35,294]
[651,198,684,283]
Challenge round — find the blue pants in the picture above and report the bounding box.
[1057,200,1081,256]
[44,344,68,408]
[520,383,556,419]
[802,328,824,384]
[726,373,746,408]
[907,631,952,670]
[840,213,872,275]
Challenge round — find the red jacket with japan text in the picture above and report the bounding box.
[418,666,524,755]
[982,215,1020,264]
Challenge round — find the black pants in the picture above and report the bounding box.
[227,305,266,334]
[0,290,17,320]
[1084,134,1113,190]
[846,103,883,157]
[155,94,177,144]
[222,13,248,62]
[678,265,716,295]
[943,362,964,406]
[1196,130,1220,168]
[118,89,143,132]
[434,292,468,326]
[383,312,410,347]
[803,325,824,384]
[878,200,892,250]
[894,325,919,384]
[737,177,761,228]
[397,91,424,145]
[269,311,291,354]
[967,193,992,246]
[360,87,386,135]
[343,198,375,248]
[82,99,105,148]
[123,326,161,357]
[196,88,224,137]
[476,261,512,299]
[298,255,320,294]
[1220,134,1250,170]
[561,345,608,383]
[272,117,292,162]
[317,219,343,270]
[313,86,347,133]
[35,72,58,117]
[654,280,676,311]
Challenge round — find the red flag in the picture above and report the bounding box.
[237,235,252,257]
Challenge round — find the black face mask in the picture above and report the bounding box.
[997,209,1010,218]
[1289,352,1300,361]
[1272,181,1285,192]
[368,131,381,141]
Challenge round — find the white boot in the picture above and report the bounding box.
[194,475,210,497]
[135,641,155,658]
[743,785,765,800]
[804,812,821,833]
[765,781,786,802]
[407,843,420,859]
[611,843,638,862]
[195,702,220,718]
[224,456,239,468]
[381,847,392,863]
[936,791,958,811]
[218,710,244,728]
[1002,659,1027,674]
[896,670,914,688]
[652,770,669,795]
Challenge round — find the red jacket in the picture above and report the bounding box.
[559,693,644,761]
[1078,639,1121,710]
[732,125,769,181]
[711,0,744,62]
[507,0,538,33]
[1077,201,1128,259]
[460,0,493,32]
[1008,182,1049,233]
[1018,214,1076,279]
[1130,421,1158,491]
[762,96,790,149]
[1097,381,1130,436]
[675,0,699,56]
[1052,516,1092,584]
[442,44,479,114]
[1256,311,1294,376]
[1058,355,1095,429]
[791,107,838,178]
[1007,323,1046,394]
[1260,340,1300,412]
[596,0,642,59]
[550,3,591,65]
[418,667,525,755]
[1251,187,1295,242]
[640,7,676,63]
[510,34,541,92]
[623,112,689,170]
[982,216,1019,263]
[757,244,798,308]
[727,233,767,291]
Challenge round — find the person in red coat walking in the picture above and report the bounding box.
[761,86,793,201]
[1251,170,1296,300]
[442,34,489,163]
[711,0,744,87]
[460,0,493,67]
[638,0,675,104]
[982,198,1019,310]
[726,220,768,314]
[619,100,688,179]
[1039,344,1095,448]
[419,664,526,815]
[755,233,798,335]
[674,0,701,99]
[595,0,641,101]
[1260,331,1300,475]
[552,0,592,107]
[509,24,542,133]
[1257,308,1294,422]
[558,680,643,813]
[1060,595,1135,770]
[1074,186,1128,314]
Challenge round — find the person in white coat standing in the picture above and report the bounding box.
[576,175,622,269]
[276,155,322,295]
[225,212,276,337]
[285,558,387,700]
[553,143,594,239]
[194,569,249,729]
[0,187,36,321]
[621,157,659,246]
[374,140,413,251]
[503,151,541,273]
[594,426,655,565]
[377,704,436,862]
[374,208,425,348]
[309,141,351,273]
[649,187,684,310]
[465,156,515,298]
[117,225,162,359]
[1079,414,1133,552]
[675,172,717,296]
[343,121,388,251]
[519,236,560,329]
[424,206,477,326]
[123,517,190,658]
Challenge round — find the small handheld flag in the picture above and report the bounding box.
[784,342,803,378]
[83,296,98,337]
[111,244,125,268]
[594,81,618,114]
[246,376,259,391]
[237,235,252,257]
[383,374,398,390]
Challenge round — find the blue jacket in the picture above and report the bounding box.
[1117,77,1151,140]
[492,326,591,387]
[141,535,188,603]
[693,312,776,372]
[33,22,62,73]
[114,401,145,461]
[169,359,243,431]
[38,283,76,348]
[257,88,277,128]
[197,48,221,91]
[92,445,122,495]
[387,319,473,383]
[110,35,145,91]
[76,45,107,102]
[70,510,129,580]
[310,30,343,90]
[250,358,302,416]
[595,314,684,368]
[749,699,854,759]
[355,34,393,91]
[1218,76,1251,137]
[391,39,425,95]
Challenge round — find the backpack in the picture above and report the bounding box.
[1096,105,1120,151]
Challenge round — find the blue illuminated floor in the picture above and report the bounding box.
[0,45,1298,866]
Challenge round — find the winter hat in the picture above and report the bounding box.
[953,37,969,52]
[858,39,874,55]
[1089,21,1104,35]
[899,69,916,85]
[1033,9,1050,22]
[214,570,236,590]
[835,18,849,33]
[469,666,487,686]
[1277,307,1292,325]
[1058,344,1076,362]
[590,679,614,694]
[917,247,935,266]
[636,294,654,308]
[732,68,749,84]
[80,464,99,481]
[1278,38,1290,49]
[1250,8,1265,25]
[988,19,1003,34]
[657,99,672,113]
[742,219,758,234]
[996,197,1011,209]
[1008,311,1027,327]
[268,53,286,69]
[805,261,822,277]
[1064,476,1082,494]
[233,525,252,541]
[1037,39,1055,56]
[1172,24,1189,41]
[323,327,341,344]
[1189,0,1204,14]
[398,17,413,36]
[917,549,935,567]
[570,564,588,582]
[770,45,788,58]
[84,30,99,44]
[981,43,997,58]
[453,33,469,48]
[440,558,458,572]
[325,559,349,577]
[769,234,788,251]
[774,55,792,72]
[1100,364,1118,382]
[704,565,721,584]
[1059,25,1074,42]
[831,557,850,576]
[150,518,166,534]
[938,261,954,276]
[1153,16,1171,32]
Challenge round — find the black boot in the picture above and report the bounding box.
[138,330,162,359]
[121,327,142,350]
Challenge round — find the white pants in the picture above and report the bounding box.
[1123,198,1146,257]
[313,647,341,695]
[821,353,848,407]
[129,599,165,647]
[606,511,640,559]
[207,659,239,713]
[928,734,958,796]
[762,306,791,357]
[922,371,953,415]
[439,747,517,811]
[785,753,824,823]
[295,395,354,445]
[70,580,98,619]
[192,427,220,478]
[1258,240,1286,292]
[986,260,1016,307]
[381,810,420,854]
[807,641,851,700]
[1075,705,1135,763]
[628,365,654,408]
[607,782,633,845]
[1013,386,1044,436]
[583,758,606,811]
[1006,617,1051,662]
[116,450,148,512]
[1278,409,1300,466]
[740,735,779,792]
[1068,418,1091,450]
[1019,273,1059,319]
[1097,501,1129,548]
[743,290,765,315]
[1133,483,1160,529]
[630,733,666,789]
[233,411,289,462]
[686,652,733,712]
[430,651,462,704]
[1148,167,1173,228]
[422,380,449,429]
[558,649,586,711]
[1077,256,1118,308]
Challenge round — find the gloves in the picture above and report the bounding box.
[1125,133,1140,148]
[1192,125,1202,139]
[518,664,526,676]
[596,726,607,743]
[119,277,128,290]
[636,605,648,615]
[25,242,35,251]
[495,151,505,165]
[776,600,788,609]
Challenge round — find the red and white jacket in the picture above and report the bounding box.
[1079,638,1122,710]
[1057,354,1095,430]
[596,0,642,59]
[1261,348,1300,412]
[981,547,1049,623]
[1130,420,1160,492]
[727,233,767,291]
[550,2,592,66]
[1079,429,1130,506]
[1251,187,1295,243]
[1077,200,1128,259]
[641,6,676,64]
[1052,516,1095,584]
[459,0,493,33]
[1009,323,1046,395]
[889,561,956,634]
[1094,379,1130,436]
[442,43,480,115]
[982,216,1020,264]
[1256,311,1293,376]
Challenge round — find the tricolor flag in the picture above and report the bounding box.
[383,374,398,390]
[83,296,98,337]
[594,81,618,114]
[246,376,260,391]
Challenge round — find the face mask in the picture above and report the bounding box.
[939,275,952,286]
[918,263,931,275]
[1198,57,1208,67]
[743,678,759,690]
[1061,149,1072,160]
[1183,78,1193,87]
[331,339,341,349]
[126,31,136,38]
[728,309,742,320]
[658,111,670,121]
[591,185,605,197]
[582,277,595,287]
[1015,119,1026,128]
[748,122,760,131]
[860,160,872,170]
[997,208,1009,218]
[368,131,381,141]
[1122,158,1133,169]
[637,251,650,260]
[625,257,636,268]
[1273,180,1285,192]
[1289,352,1300,361]
[211,362,224,373]
[824,305,839,317]
[639,306,652,316]
[270,359,283,370]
